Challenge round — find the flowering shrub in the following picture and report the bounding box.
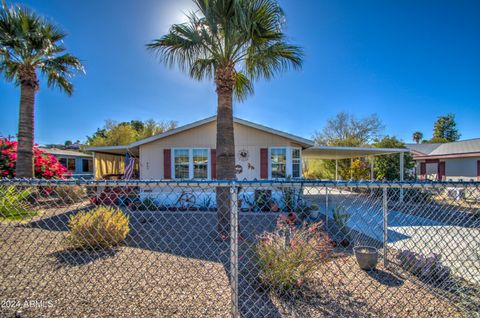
[0,138,69,179]
[256,219,332,292]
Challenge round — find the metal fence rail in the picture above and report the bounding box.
[0,179,479,318]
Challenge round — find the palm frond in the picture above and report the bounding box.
[246,41,303,80]
[233,71,254,102]
[0,3,83,91]
[147,0,303,102]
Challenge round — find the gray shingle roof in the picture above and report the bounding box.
[42,148,92,158]
[406,138,480,156]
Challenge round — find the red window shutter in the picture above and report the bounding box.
[211,149,216,179]
[420,162,426,180]
[260,148,268,179]
[163,149,171,179]
[477,160,480,181]
[438,162,445,181]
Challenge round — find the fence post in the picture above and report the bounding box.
[325,186,329,229]
[382,187,388,268]
[230,183,240,318]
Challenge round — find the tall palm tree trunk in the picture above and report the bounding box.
[16,81,37,178]
[215,65,236,236]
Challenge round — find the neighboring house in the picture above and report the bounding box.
[43,148,94,179]
[87,116,408,181]
[407,138,480,181]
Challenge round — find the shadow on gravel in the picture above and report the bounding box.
[23,209,282,317]
[366,269,404,287]
[51,248,118,266]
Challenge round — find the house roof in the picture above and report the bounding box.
[83,145,135,156]
[128,116,314,148]
[85,116,413,159]
[43,148,92,158]
[406,138,480,159]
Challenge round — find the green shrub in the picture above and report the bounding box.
[0,186,36,220]
[256,221,332,291]
[67,206,130,249]
[55,185,87,204]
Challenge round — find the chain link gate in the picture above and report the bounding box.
[1,179,479,317]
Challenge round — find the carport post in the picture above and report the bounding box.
[370,156,374,180]
[399,152,404,202]
[350,158,353,180]
[335,160,338,180]
[383,187,389,268]
[230,184,239,318]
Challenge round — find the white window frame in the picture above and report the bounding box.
[268,147,302,179]
[171,148,211,180]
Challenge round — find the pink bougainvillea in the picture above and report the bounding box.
[0,138,70,179]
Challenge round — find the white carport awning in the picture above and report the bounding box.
[303,146,409,160]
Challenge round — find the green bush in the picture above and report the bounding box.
[256,221,332,291]
[67,206,130,249]
[0,186,36,220]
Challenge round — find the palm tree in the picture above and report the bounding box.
[0,3,84,178]
[147,0,303,235]
[412,131,423,144]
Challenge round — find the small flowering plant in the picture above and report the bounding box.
[0,138,70,179]
[256,217,332,292]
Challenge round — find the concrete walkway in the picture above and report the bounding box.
[314,191,480,285]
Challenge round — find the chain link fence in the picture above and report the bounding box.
[0,179,479,317]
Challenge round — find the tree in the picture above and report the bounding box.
[432,114,460,142]
[308,112,384,180]
[86,119,178,146]
[373,136,414,181]
[412,131,423,144]
[0,3,84,178]
[313,112,384,146]
[147,0,303,235]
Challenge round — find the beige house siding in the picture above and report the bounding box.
[139,121,303,180]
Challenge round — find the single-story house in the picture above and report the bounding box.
[407,138,480,181]
[43,148,94,179]
[86,116,409,181]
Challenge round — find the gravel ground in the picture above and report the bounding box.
[0,203,469,317]
[264,254,465,318]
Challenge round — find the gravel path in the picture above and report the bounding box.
[0,204,469,317]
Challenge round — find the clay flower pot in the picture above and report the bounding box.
[354,246,378,271]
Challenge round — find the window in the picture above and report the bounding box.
[59,158,67,167]
[67,158,76,171]
[193,149,208,179]
[270,148,287,178]
[269,147,302,179]
[292,148,301,178]
[174,149,190,179]
[173,148,209,179]
[82,159,93,173]
[59,157,76,172]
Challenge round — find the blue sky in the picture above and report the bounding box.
[1,0,479,145]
